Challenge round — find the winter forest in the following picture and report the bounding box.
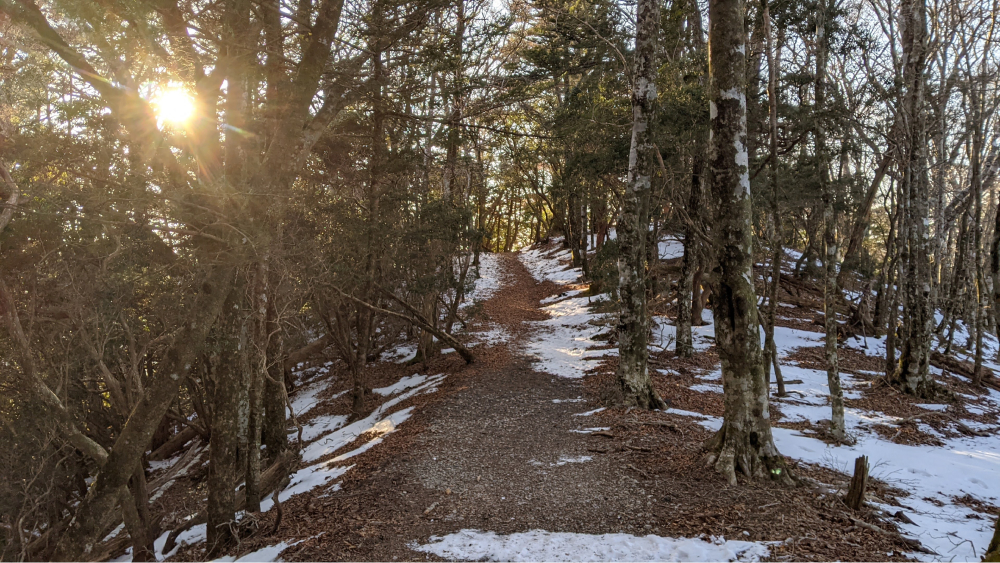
[0,0,999,560]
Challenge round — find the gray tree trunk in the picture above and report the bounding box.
[815,0,847,442]
[763,1,785,397]
[704,0,789,485]
[893,0,935,398]
[207,302,244,557]
[616,0,665,409]
[676,160,701,358]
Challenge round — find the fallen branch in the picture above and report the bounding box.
[323,283,474,364]
[931,351,994,381]
[377,288,475,364]
[626,464,650,479]
[843,514,937,555]
[147,426,199,461]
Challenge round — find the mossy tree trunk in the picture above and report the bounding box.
[893,0,935,398]
[704,0,789,485]
[616,0,666,409]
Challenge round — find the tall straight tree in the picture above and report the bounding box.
[814,0,847,442]
[616,0,666,409]
[893,0,935,397]
[704,0,788,484]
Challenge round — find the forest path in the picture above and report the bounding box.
[312,253,660,560]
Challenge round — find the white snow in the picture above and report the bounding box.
[658,236,684,260]
[410,529,771,562]
[302,374,445,462]
[287,379,336,417]
[213,540,295,562]
[519,240,581,285]
[760,327,1000,560]
[514,240,1000,559]
[519,272,614,379]
[573,407,606,416]
[470,324,514,346]
[570,427,611,433]
[465,253,511,304]
[374,374,431,396]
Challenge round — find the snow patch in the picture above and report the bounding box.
[410,529,771,562]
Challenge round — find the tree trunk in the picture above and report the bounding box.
[675,160,700,358]
[762,0,785,397]
[615,0,665,409]
[970,77,986,385]
[263,290,288,462]
[985,516,1000,562]
[206,311,243,557]
[122,465,155,562]
[893,0,935,398]
[815,0,847,442]
[704,0,788,485]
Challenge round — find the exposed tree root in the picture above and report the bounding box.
[704,423,793,486]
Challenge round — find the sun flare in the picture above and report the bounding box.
[151,86,195,125]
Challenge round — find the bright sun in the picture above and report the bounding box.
[152,86,195,125]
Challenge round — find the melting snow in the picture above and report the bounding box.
[410,529,771,562]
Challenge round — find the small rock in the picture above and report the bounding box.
[446,488,452,495]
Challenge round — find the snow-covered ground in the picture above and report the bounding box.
[411,529,771,562]
[465,253,512,304]
[512,238,1000,562]
[517,241,617,378]
[681,328,1000,561]
[524,290,616,379]
[520,242,580,285]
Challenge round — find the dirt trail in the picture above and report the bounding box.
[242,251,916,562]
[288,253,659,561]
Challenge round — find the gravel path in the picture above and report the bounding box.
[353,253,660,560]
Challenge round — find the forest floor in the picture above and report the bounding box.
[117,241,1000,563]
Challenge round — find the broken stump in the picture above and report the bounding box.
[845,455,869,510]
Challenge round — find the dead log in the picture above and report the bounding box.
[148,426,198,462]
[931,351,995,381]
[147,442,206,493]
[284,335,332,386]
[844,455,869,510]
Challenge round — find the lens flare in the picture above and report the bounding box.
[152,86,195,125]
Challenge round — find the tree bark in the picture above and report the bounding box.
[893,0,935,398]
[676,159,702,358]
[762,0,785,397]
[263,288,288,462]
[206,303,244,557]
[615,0,666,409]
[704,0,789,485]
[815,0,847,442]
